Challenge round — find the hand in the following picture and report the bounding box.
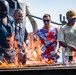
[55,52,60,59]
[67,45,76,51]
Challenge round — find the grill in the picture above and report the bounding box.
[0,64,76,75]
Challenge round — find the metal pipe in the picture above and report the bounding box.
[0,65,76,71]
[26,5,38,32]
[12,0,17,10]
[27,14,63,25]
[0,65,76,75]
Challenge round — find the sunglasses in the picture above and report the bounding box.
[43,20,50,22]
[71,18,76,22]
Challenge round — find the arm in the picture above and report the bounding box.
[55,44,62,59]
[58,27,76,51]
[59,41,76,51]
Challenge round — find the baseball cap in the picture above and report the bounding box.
[66,10,76,19]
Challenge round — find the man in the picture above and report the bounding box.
[58,10,76,63]
[13,9,28,49]
[35,14,60,62]
[0,0,15,63]
[13,9,28,64]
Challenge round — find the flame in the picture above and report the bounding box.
[72,51,76,63]
[64,51,76,64]
[0,33,55,68]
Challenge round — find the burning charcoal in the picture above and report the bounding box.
[16,53,23,63]
[22,54,26,65]
[16,53,26,65]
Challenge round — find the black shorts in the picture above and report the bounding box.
[68,56,73,61]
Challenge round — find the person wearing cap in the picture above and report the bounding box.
[0,0,15,63]
[58,10,76,64]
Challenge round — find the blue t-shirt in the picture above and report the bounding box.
[15,23,28,44]
[0,15,15,55]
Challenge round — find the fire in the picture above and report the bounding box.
[64,51,76,65]
[72,51,76,63]
[0,33,55,68]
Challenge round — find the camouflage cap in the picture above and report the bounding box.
[66,10,76,19]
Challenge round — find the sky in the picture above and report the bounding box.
[25,0,76,33]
